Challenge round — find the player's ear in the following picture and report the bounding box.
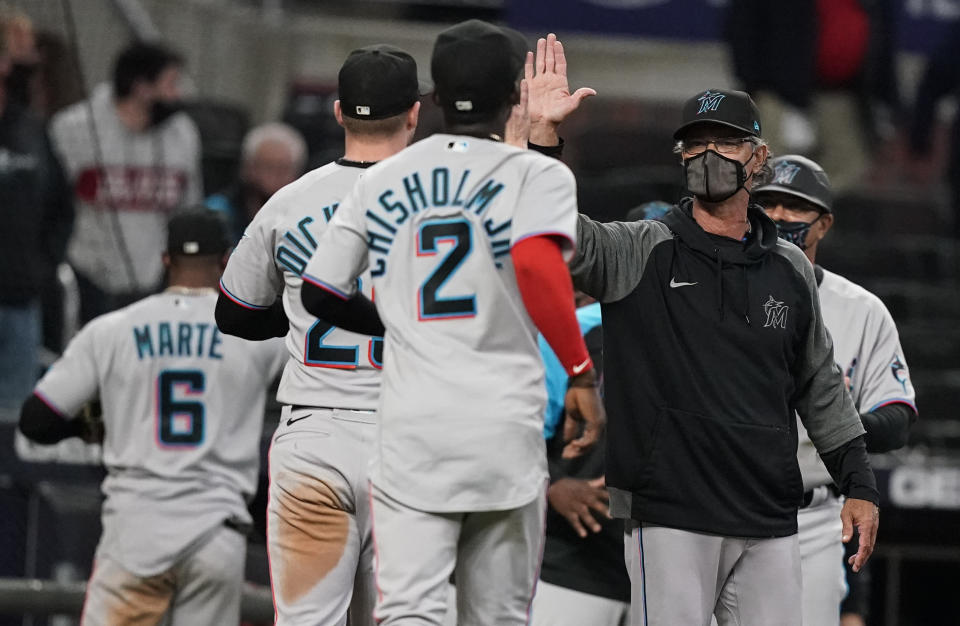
[406,101,421,132]
[162,252,171,270]
[333,100,344,128]
[817,213,834,237]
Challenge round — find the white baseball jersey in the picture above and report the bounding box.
[50,83,202,293]
[302,134,578,512]
[34,291,284,576]
[798,268,916,489]
[219,161,381,410]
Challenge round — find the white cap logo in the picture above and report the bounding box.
[183,241,200,254]
[355,105,371,116]
[455,100,473,111]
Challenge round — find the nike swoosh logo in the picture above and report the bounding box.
[670,278,698,288]
[572,358,591,375]
[286,414,311,426]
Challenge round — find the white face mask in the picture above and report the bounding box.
[684,149,754,202]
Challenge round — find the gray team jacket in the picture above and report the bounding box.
[570,199,867,537]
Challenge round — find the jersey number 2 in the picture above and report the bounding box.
[157,370,205,447]
[418,219,476,320]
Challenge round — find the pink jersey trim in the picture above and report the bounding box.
[265,435,280,625]
[367,482,386,617]
[33,390,70,418]
[79,558,97,625]
[219,280,270,310]
[301,273,351,301]
[867,398,918,415]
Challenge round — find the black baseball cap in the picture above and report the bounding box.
[166,210,231,257]
[339,44,425,120]
[673,88,762,140]
[431,19,528,120]
[753,155,833,213]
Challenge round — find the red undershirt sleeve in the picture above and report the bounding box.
[512,235,592,377]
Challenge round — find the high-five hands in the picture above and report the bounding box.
[526,33,597,146]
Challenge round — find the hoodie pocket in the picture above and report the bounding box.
[637,406,803,530]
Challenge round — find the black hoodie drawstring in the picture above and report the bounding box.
[742,265,752,325]
[715,248,724,321]
[716,250,752,325]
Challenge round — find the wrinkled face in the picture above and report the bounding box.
[245,139,301,198]
[680,124,758,168]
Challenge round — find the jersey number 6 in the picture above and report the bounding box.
[156,370,205,448]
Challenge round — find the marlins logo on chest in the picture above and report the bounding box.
[763,295,789,329]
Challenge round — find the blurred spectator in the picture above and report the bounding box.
[50,41,202,323]
[206,122,306,242]
[32,30,85,119]
[727,0,819,153]
[728,0,899,156]
[0,5,38,111]
[0,21,73,421]
[1,11,84,353]
[910,21,960,236]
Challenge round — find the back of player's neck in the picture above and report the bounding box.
[445,123,504,142]
[343,134,408,164]
[168,271,220,291]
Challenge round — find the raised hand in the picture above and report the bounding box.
[526,33,597,146]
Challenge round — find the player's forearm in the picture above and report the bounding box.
[512,236,591,376]
[215,293,289,340]
[19,393,84,444]
[300,281,386,337]
[819,435,880,505]
[861,402,917,453]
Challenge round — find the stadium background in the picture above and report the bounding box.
[1,0,959,624]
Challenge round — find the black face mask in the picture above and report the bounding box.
[684,149,753,203]
[774,217,821,249]
[6,62,37,107]
[149,99,184,127]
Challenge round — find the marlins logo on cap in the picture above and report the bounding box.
[674,88,762,140]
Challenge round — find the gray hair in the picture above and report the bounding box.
[241,122,308,171]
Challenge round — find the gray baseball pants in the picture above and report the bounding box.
[624,522,802,626]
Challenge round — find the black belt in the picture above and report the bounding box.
[801,484,842,508]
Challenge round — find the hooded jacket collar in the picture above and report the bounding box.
[661,197,779,265]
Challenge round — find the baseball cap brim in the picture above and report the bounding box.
[673,118,759,141]
[752,185,831,213]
